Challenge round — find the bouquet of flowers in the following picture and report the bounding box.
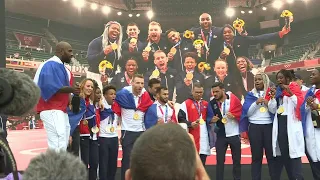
[193,39,204,57]
[183,30,195,39]
[98,60,113,83]
[233,18,247,36]
[280,10,294,30]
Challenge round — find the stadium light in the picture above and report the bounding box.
[262,7,267,10]
[136,14,141,17]
[72,0,85,9]
[147,10,154,19]
[129,14,133,17]
[248,10,253,14]
[241,10,245,14]
[90,3,98,10]
[225,8,235,17]
[102,6,111,14]
[287,0,294,3]
[273,0,283,9]
[117,12,122,15]
[62,0,68,2]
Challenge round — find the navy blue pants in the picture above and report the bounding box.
[120,131,143,180]
[248,123,277,180]
[273,115,304,180]
[305,145,320,180]
[99,137,119,180]
[67,125,80,157]
[200,154,207,166]
[215,135,241,180]
[80,136,99,180]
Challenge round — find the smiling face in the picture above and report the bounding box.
[82,80,94,97]
[148,24,162,43]
[167,31,180,44]
[236,57,248,73]
[94,88,102,103]
[310,69,320,85]
[127,25,140,39]
[223,27,235,43]
[125,59,138,76]
[199,13,212,30]
[184,57,196,71]
[214,60,228,78]
[108,23,120,40]
[154,51,168,70]
[276,72,289,86]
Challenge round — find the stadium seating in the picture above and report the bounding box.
[270,30,320,64]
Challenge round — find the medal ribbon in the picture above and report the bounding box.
[173,40,181,48]
[124,71,132,85]
[193,100,203,119]
[201,29,212,51]
[158,105,168,123]
[135,96,142,111]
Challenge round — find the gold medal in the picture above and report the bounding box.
[277,106,285,114]
[170,47,177,55]
[223,47,230,55]
[133,113,140,120]
[110,127,115,133]
[111,43,118,50]
[199,119,205,125]
[221,118,227,124]
[83,120,88,125]
[91,126,99,133]
[130,38,137,45]
[186,72,193,80]
[260,107,267,113]
[152,69,160,77]
[144,46,151,52]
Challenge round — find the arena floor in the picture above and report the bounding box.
[7,129,309,171]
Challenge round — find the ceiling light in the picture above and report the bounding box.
[147,10,154,19]
[225,8,235,17]
[102,6,111,14]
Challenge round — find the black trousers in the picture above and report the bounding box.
[80,136,99,180]
[67,125,80,157]
[215,135,241,180]
[248,123,277,180]
[305,143,320,180]
[99,137,119,180]
[200,154,207,166]
[273,115,304,180]
[121,130,143,180]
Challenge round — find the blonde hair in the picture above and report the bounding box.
[148,21,161,29]
[102,21,123,60]
[79,78,95,103]
[252,72,271,95]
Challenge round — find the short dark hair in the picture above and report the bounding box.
[130,124,196,180]
[127,22,138,27]
[148,78,161,88]
[183,52,198,62]
[276,69,295,81]
[192,82,203,90]
[156,87,168,94]
[103,85,116,95]
[212,82,224,89]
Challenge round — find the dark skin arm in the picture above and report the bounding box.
[57,86,75,93]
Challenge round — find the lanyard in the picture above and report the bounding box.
[173,41,181,48]
[193,100,202,118]
[201,29,212,51]
[135,96,142,110]
[158,105,168,123]
[124,71,132,85]
[218,99,227,116]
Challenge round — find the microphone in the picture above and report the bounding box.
[0,68,40,116]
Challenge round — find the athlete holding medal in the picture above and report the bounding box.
[240,72,278,180]
[112,74,153,180]
[206,82,242,180]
